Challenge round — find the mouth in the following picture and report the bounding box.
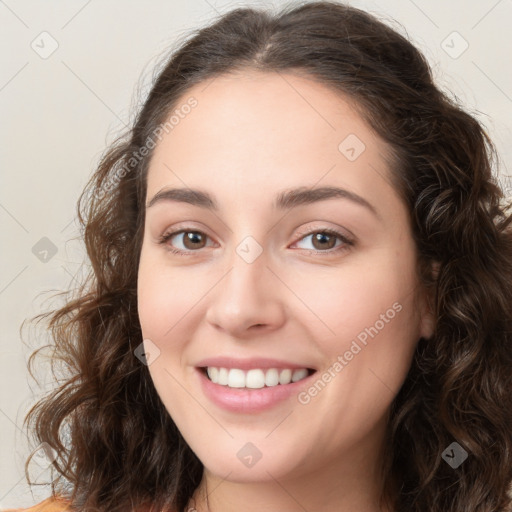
[195,359,318,413]
[199,366,317,389]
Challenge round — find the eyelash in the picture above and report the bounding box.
[157,227,354,257]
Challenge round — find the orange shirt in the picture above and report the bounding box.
[1,497,71,512]
[1,497,175,512]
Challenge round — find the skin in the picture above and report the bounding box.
[137,70,434,512]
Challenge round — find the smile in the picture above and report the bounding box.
[196,362,318,413]
[203,367,314,388]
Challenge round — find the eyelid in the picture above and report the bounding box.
[294,224,354,242]
[157,221,213,242]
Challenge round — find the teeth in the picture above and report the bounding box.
[279,369,292,385]
[291,368,308,382]
[228,369,245,388]
[246,369,265,389]
[206,367,311,388]
[218,367,229,385]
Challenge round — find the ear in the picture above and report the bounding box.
[418,261,439,340]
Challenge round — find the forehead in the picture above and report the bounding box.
[145,70,397,214]
[153,69,380,153]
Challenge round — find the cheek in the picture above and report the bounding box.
[291,247,421,390]
[136,259,197,411]
[137,255,204,339]
[299,261,417,340]
[137,274,172,340]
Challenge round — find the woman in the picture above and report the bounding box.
[7,1,512,511]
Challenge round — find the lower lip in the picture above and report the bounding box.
[196,368,316,413]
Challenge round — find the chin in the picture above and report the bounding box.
[186,433,310,484]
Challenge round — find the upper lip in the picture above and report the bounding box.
[195,357,316,371]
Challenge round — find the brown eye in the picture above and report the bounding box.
[310,232,337,250]
[176,231,207,250]
[158,229,214,255]
[293,228,354,255]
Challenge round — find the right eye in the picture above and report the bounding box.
[158,229,215,256]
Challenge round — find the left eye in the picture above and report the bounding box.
[292,229,352,252]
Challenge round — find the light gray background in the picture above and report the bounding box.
[1,0,511,508]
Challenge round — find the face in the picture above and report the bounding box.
[137,70,433,484]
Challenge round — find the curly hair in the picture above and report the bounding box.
[21,1,512,511]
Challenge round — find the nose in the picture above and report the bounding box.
[205,246,286,338]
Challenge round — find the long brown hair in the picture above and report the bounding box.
[22,2,512,511]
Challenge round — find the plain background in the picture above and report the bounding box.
[1,0,511,508]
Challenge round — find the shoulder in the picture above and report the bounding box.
[1,496,72,512]
[1,497,177,512]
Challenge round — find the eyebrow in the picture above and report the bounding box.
[146,185,379,218]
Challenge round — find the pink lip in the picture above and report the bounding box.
[195,366,317,413]
[195,356,315,371]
